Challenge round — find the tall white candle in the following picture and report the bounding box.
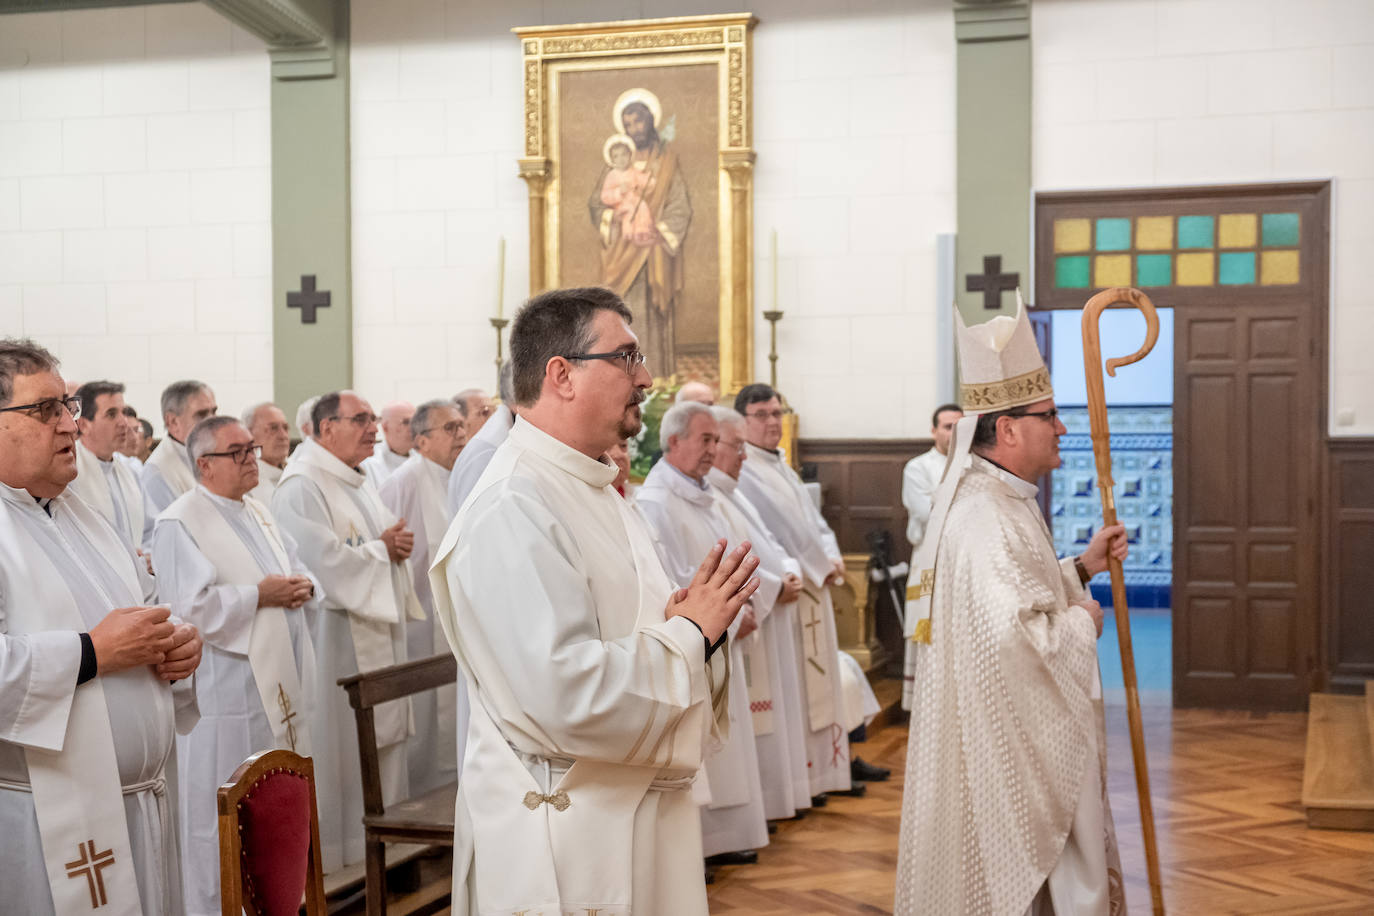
[496,236,506,319]
[771,228,778,311]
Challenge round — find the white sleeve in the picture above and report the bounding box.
[151,519,257,655]
[0,584,83,752]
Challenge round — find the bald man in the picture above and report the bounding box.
[362,401,414,489]
[676,380,716,405]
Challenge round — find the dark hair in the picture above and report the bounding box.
[733,383,778,415]
[75,380,125,423]
[971,410,1010,450]
[160,379,209,422]
[312,391,343,435]
[0,338,59,408]
[509,287,633,407]
[621,101,659,146]
[122,405,138,418]
[138,418,153,439]
[931,403,963,429]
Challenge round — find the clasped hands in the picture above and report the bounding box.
[666,540,761,644]
[88,605,203,682]
[379,519,415,563]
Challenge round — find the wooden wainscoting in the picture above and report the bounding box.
[1326,438,1374,692]
[797,438,930,559]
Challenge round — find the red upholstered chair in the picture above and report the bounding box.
[217,749,326,916]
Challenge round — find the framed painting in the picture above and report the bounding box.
[514,14,757,395]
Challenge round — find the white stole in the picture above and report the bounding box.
[145,438,195,498]
[0,497,145,915]
[279,444,421,746]
[711,491,776,736]
[160,488,313,756]
[71,442,144,548]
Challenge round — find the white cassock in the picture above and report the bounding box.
[446,404,514,517]
[635,461,769,856]
[429,418,730,916]
[115,452,143,474]
[69,440,145,551]
[707,466,811,819]
[0,480,197,916]
[140,437,196,547]
[894,456,1124,916]
[362,446,409,490]
[152,485,319,916]
[736,443,851,795]
[901,447,946,549]
[379,453,467,796]
[248,459,283,504]
[271,438,422,872]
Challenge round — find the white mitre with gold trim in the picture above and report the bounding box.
[903,293,1050,646]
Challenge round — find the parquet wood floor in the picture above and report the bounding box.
[706,703,1374,914]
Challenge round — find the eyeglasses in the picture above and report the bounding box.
[326,412,379,427]
[0,396,81,424]
[200,444,263,465]
[746,409,784,421]
[562,349,647,375]
[415,421,464,437]
[1008,408,1059,424]
[719,439,747,456]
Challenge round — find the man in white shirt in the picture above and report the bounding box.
[362,401,414,489]
[153,415,319,916]
[115,405,146,471]
[452,387,493,439]
[901,403,963,551]
[68,380,145,552]
[430,287,759,915]
[379,399,468,795]
[242,402,292,502]
[141,379,217,546]
[446,363,516,516]
[0,338,202,915]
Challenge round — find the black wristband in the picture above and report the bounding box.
[681,617,728,662]
[77,632,98,686]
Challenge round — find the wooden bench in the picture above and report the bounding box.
[338,653,460,916]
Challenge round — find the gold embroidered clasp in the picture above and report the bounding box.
[905,568,935,601]
[522,790,571,812]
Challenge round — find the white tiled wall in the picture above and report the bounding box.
[1033,0,1374,437]
[350,0,956,438]
[0,4,271,433]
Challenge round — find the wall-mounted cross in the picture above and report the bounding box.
[966,255,1020,310]
[287,275,331,324]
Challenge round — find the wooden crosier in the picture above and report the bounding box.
[1081,286,1166,916]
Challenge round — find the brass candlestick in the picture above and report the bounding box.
[490,317,510,394]
[762,309,783,389]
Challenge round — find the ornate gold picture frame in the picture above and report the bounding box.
[515,14,756,394]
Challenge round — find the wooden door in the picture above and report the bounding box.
[1174,301,1320,708]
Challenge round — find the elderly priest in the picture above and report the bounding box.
[0,338,202,915]
[894,303,1128,916]
[68,380,145,552]
[636,401,769,865]
[430,288,759,915]
[140,379,217,546]
[242,402,292,503]
[152,415,319,916]
[379,398,468,795]
[272,390,421,872]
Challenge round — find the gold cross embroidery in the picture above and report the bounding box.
[906,568,935,601]
[521,790,571,812]
[65,839,116,908]
[803,602,824,659]
[277,683,298,752]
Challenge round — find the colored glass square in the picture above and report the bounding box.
[1135,217,1173,251]
[1177,216,1214,249]
[1095,218,1132,251]
[1136,254,1172,286]
[1218,251,1256,285]
[1055,255,1091,288]
[1260,250,1299,285]
[1176,252,1215,285]
[1262,212,1300,247]
[1218,213,1258,248]
[1094,254,1132,287]
[1054,219,1091,253]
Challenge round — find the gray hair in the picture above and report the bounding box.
[160,379,210,423]
[0,338,59,408]
[187,415,245,480]
[411,398,456,437]
[660,401,715,451]
[711,404,745,434]
[498,359,515,405]
[241,401,276,430]
[509,287,633,406]
[295,396,320,440]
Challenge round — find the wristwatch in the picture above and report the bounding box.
[1074,555,1091,586]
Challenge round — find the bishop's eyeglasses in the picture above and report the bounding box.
[0,396,82,424]
[561,348,647,375]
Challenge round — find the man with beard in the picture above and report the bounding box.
[430,287,757,915]
[587,90,692,376]
[271,390,422,872]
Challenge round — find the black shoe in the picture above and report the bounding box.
[767,822,778,834]
[705,866,716,884]
[705,850,759,867]
[851,756,891,782]
[831,781,867,798]
[810,793,828,807]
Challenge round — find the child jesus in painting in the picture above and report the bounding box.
[600,134,658,245]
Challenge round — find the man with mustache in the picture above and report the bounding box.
[271,389,421,873]
[431,287,758,915]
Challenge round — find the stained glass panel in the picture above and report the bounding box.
[1262,213,1300,247]
[1260,250,1299,285]
[1176,252,1215,286]
[1218,251,1256,285]
[1218,213,1258,248]
[1136,254,1172,286]
[1056,255,1091,288]
[1094,254,1132,287]
[1135,217,1173,251]
[1054,218,1092,253]
[1177,216,1215,249]
[1095,218,1132,251]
